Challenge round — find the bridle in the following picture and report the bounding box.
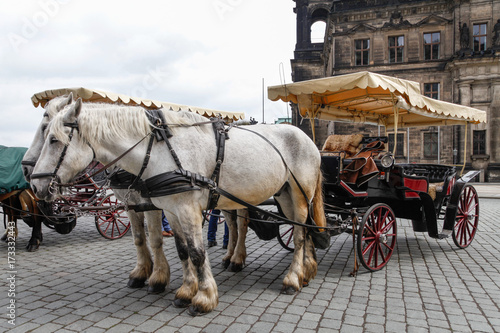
[30,121,82,194]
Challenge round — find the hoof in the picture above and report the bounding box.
[173,298,191,308]
[229,262,243,272]
[147,284,166,294]
[127,278,146,289]
[26,243,40,252]
[187,305,208,317]
[303,281,309,287]
[222,259,231,269]
[281,285,298,295]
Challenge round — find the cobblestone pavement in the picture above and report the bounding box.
[1,198,500,333]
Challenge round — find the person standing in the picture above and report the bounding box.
[162,211,174,237]
[207,209,228,248]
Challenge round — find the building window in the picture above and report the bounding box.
[355,39,370,66]
[388,133,405,157]
[388,36,404,63]
[311,21,326,43]
[473,23,487,52]
[424,132,438,158]
[424,32,440,60]
[424,83,440,100]
[473,130,486,155]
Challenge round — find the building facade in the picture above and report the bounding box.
[291,0,500,181]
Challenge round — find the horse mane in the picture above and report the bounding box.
[50,103,212,146]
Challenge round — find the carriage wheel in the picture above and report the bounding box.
[452,185,479,249]
[356,203,397,272]
[277,224,294,252]
[95,194,130,240]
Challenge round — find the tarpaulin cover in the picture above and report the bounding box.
[0,145,29,194]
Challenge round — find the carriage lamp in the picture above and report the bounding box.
[380,153,395,169]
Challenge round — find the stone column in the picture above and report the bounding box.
[457,80,473,106]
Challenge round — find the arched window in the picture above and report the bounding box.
[311,21,326,43]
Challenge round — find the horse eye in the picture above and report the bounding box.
[49,136,59,144]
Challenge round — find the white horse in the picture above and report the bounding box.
[30,98,326,315]
[22,94,169,293]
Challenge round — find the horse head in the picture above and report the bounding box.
[30,98,94,201]
[22,93,74,181]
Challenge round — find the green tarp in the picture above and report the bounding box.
[0,145,29,194]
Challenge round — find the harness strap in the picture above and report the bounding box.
[214,187,329,230]
[58,130,153,187]
[142,169,215,197]
[206,118,230,211]
[232,126,318,225]
[146,109,183,170]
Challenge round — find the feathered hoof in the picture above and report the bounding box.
[173,298,191,308]
[222,259,231,269]
[147,283,166,294]
[127,278,146,289]
[229,262,243,272]
[281,285,298,295]
[187,305,209,317]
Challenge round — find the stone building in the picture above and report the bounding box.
[290,0,500,181]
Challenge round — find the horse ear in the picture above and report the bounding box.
[74,98,82,117]
[56,93,74,111]
[63,98,82,124]
[65,92,73,105]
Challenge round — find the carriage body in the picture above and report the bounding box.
[316,138,480,272]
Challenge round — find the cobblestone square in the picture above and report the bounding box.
[1,197,499,332]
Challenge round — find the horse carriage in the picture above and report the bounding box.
[0,144,130,251]
[25,72,486,315]
[267,71,485,274]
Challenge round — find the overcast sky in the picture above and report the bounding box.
[0,0,297,147]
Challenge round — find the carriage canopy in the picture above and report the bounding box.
[268,71,486,128]
[32,87,245,122]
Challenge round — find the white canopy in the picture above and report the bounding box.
[32,87,245,122]
[268,71,486,128]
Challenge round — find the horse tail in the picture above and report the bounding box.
[312,171,326,230]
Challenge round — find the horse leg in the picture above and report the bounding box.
[275,188,312,294]
[222,210,237,269]
[127,210,153,289]
[302,232,318,287]
[18,191,42,251]
[144,210,170,293]
[26,219,43,252]
[229,209,248,272]
[169,211,218,316]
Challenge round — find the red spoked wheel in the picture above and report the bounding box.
[277,224,294,252]
[95,193,130,240]
[356,203,397,272]
[452,185,479,249]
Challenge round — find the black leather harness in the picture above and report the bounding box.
[109,109,227,212]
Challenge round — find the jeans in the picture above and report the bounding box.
[207,209,229,245]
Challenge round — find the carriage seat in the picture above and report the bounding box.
[399,164,456,200]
